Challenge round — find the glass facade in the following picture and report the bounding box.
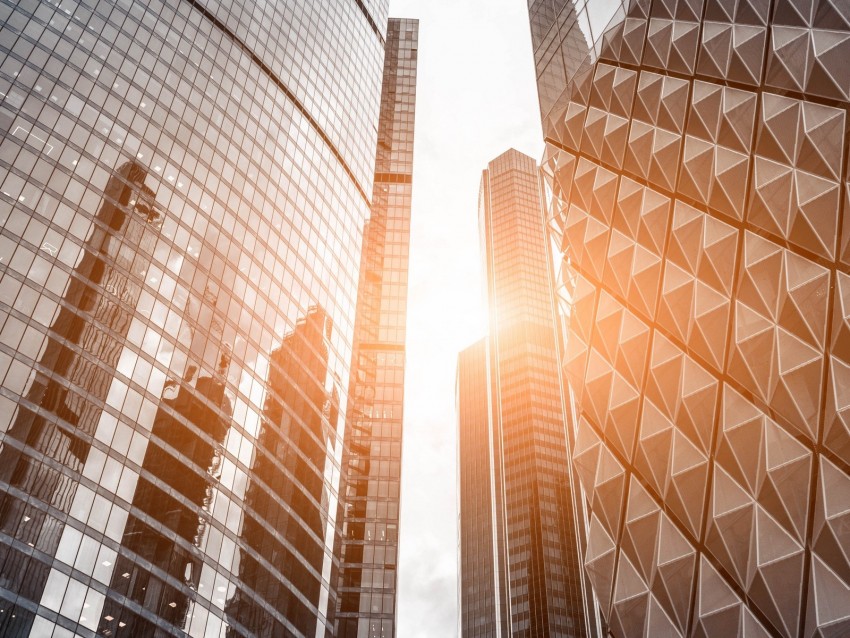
[459,149,594,637]
[0,0,391,635]
[529,0,850,636]
[457,337,506,638]
[335,17,418,638]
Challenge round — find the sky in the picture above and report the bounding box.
[387,1,544,635]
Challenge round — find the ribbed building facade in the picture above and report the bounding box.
[0,0,393,635]
[528,0,850,636]
[457,337,507,638]
[458,149,594,637]
[336,17,418,638]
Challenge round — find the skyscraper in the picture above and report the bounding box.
[335,18,418,638]
[528,0,850,636]
[0,0,396,635]
[457,337,508,638]
[458,149,594,637]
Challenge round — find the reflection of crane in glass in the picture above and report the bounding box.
[0,161,161,632]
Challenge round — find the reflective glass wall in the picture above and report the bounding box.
[0,0,388,635]
[529,0,850,636]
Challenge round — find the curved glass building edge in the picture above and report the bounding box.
[529,0,850,636]
[0,0,389,635]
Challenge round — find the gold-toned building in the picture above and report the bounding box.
[459,149,595,638]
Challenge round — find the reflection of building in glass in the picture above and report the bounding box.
[0,160,159,622]
[529,0,850,636]
[226,306,339,637]
[458,149,596,637]
[0,0,393,635]
[96,284,234,635]
[335,18,418,638]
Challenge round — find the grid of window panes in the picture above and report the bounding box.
[0,0,388,635]
[478,150,589,637]
[335,17,418,638]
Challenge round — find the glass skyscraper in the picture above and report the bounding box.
[458,149,595,637]
[335,17,418,638]
[457,337,508,638]
[0,0,405,635]
[528,0,850,636]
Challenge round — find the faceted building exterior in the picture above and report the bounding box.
[528,0,850,636]
[335,17,418,638]
[0,0,394,635]
[458,149,595,637]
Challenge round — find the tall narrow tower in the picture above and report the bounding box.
[458,337,509,638]
[336,17,419,638]
[459,149,594,637]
